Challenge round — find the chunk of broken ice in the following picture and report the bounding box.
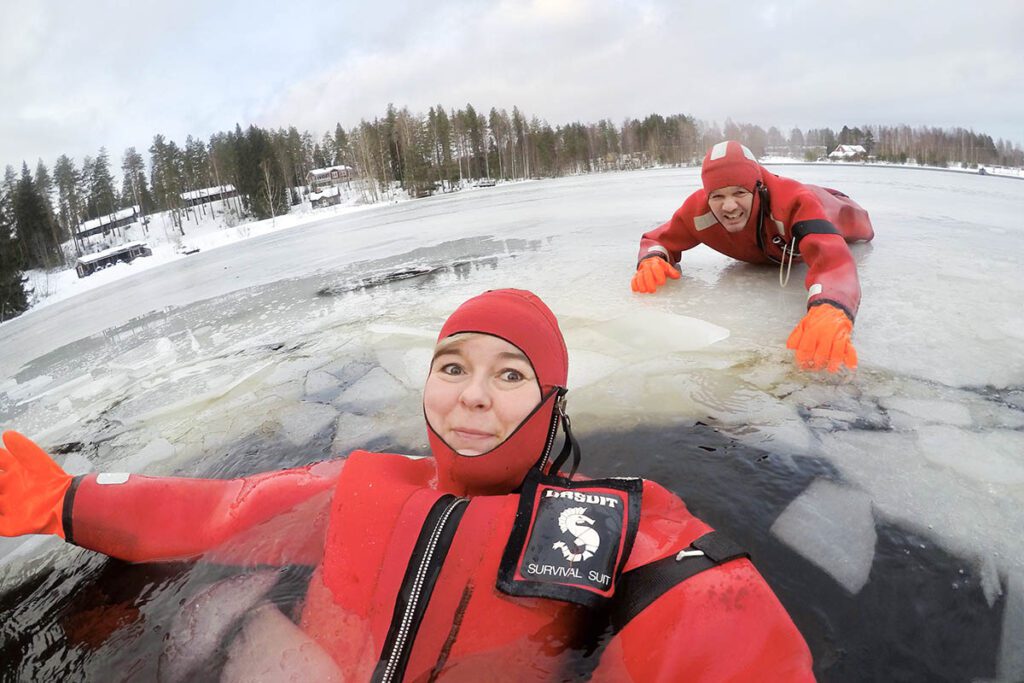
[771,478,877,594]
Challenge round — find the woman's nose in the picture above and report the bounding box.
[459,376,492,408]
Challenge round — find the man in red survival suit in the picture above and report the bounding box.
[1,289,814,682]
[632,140,875,374]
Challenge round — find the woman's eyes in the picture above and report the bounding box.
[500,369,526,382]
[436,364,527,383]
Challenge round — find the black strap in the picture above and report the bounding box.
[62,475,85,545]
[791,219,840,247]
[637,252,670,267]
[754,181,772,256]
[608,531,748,633]
[808,298,854,322]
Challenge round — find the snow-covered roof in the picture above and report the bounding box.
[180,185,236,201]
[78,206,140,232]
[308,166,353,177]
[77,241,150,265]
[829,145,867,158]
[309,186,341,200]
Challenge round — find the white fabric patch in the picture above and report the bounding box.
[646,245,669,257]
[808,283,823,298]
[96,472,130,485]
[709,141,729,160]
[741,144,757,161]
[694,211,718,231]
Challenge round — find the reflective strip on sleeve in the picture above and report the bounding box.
[96,472,131,485]
[694,212,718,231]
[807,283,823,299]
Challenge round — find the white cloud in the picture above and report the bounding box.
[1,0,1022,170]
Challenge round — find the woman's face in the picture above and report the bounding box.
[424,333,542,456]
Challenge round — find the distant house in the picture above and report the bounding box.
[75,241,152,278]
[309,185,342,209]
[76,206,141,240]
[307,165,354,191]
[180,184,237,208]
[829,145,867,161]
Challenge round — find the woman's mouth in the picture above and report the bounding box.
[452,427,495,441]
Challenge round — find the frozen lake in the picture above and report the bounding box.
[1,165,1023,680]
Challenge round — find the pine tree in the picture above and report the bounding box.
[2,166,17,201]
[183,136,212,193]
[120,146,155,214]
[53,156,82,254]
[511,107,527,179]
[863,129,875,155]
[463,104,485,179]
[0,185,29,321]
[88,148,118,220]
[383,104,405,187]
[14,163,63,268]
[150,135,187,232]
[33,159,66,261]
[333,124,351,167]
[433,106,454,186]
[237,126,288,219]
[78,156,94,221]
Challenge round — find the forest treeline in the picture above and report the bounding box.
[2,101,1023,322]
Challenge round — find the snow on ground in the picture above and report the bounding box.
[22,187,398,311]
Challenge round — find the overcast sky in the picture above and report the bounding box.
[2,0,1022,170]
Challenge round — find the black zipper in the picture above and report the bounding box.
[373,495,469,683]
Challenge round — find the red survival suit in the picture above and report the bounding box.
[638,143,874,320]
[5,290,813,680]
[63,450,813,682]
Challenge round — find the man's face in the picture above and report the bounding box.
[424,333,541,456]
[708,185,754,233]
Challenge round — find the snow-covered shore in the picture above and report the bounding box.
[14,159,1022,319]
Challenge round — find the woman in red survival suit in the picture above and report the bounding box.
[0,289,814,682]
[632,141,875,375]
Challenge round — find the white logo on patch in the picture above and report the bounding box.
[551,506,601,562]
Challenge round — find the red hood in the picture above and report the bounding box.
[427,289,568,496]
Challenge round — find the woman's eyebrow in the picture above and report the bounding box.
[431,345,463,363]
[497,350,530,363]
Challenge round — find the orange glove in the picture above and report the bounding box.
[786,304,858,373]
[631,257,680,293]
[0,431,72,538]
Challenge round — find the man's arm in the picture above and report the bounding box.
[636,196,703,267]
[786,188,862,319]
[781,186,864,372]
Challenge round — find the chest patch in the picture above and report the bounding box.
[497,470,641,607]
